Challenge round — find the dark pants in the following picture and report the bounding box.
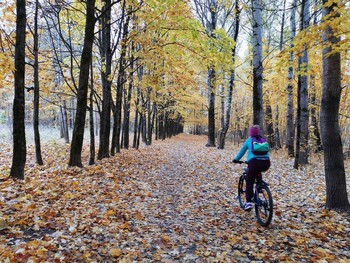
[246,159,271,202]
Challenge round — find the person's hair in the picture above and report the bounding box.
[250,125,261,137]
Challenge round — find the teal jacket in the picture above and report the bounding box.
[234,137,270,162]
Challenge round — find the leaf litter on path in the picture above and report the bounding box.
[0,134,349,262]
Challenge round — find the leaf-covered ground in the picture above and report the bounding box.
[0,134,349,262]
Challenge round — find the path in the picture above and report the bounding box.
[0,134,349,262]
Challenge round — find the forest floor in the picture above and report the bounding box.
[0,134,349,262]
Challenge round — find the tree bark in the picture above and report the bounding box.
[89,61,95,165]
[206,67,216,147]
[294,0,310,168]
[111,1,129,154]
[97,0,112,160]
[69,0,96,167]
[217,0,240,149]
[320,0,350,211]
[33,0,43,165]
[10,0,27,179]
[252,0,264,128]
[286,0,297,156]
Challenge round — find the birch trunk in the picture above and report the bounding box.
[252,0,264,128]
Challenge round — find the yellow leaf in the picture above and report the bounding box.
[110,248,122,257]
[120,222,129,229]
[0,218,9,230]
[106,210,115,217]
[162,235,170,242]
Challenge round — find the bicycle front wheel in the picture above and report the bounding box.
[255,184,273,227]
[237,175,247,208]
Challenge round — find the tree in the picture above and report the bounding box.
[251,0,264,128]
[217,0,240,149]
[193,0,218,147]
[111,0,129,155]
[320,0,350,211]
[294,0,310,168]
[32,0,43,165]
[97,0,112,160]
[10,0,27,179]
[69,0,96,167]
[286,0,297,156]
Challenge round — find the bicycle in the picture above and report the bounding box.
[236,161,273,227]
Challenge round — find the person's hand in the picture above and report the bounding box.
[232,159,240,163]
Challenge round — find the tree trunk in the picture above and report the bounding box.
[286,0,297,156]
[252,0,264,128]
[111,1,129,154]
[89,61,95,165]
[310,76,322,152]
[206,68,216,147]
[294,0,310,168]
[33,0,43,165]
[97,0,112,160]
[274,105,282,149]
[265,104,274,146]
[10,0,27,179]
[320,0,350,211]
[217,0,240,149]
[63,100,69,143]
[69,0,96,167]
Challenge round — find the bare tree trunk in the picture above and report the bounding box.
[10,0,27,179]
[98,0,112,159]
[89,61,95,165]
[63,100,69,143]
[286,0,297,156]
[320,0,350,211]
[310,76,322,152]
[294,0,310,168]
[111,0,129,155]
[217,0,240,149]
[252,0,264,128]
[206,68,216,147]
[265,104,274,146]
[69,0,96,167]
[33,0,43,165]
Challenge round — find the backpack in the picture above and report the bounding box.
[251,136,269,155]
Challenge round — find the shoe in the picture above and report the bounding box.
[244,202,253,211]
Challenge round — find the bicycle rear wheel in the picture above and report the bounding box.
[255,184,273,227]
[237,175,247,208]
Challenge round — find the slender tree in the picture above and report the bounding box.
[69,0,96,167]
[97,0,112,160]
[193,0,218,147]
[286,0,297,156]
[89,61,95,165]
[10,0,27,179]
[217,0,240,149]
[33,0,43,165]
[252,0,264,128]
[294,0,310,168]
[320,0,350,211]
[111,0,129,154]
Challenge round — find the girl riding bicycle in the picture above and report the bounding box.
[233,125,270,211]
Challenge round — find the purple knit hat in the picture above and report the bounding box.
[250,125,260,137]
